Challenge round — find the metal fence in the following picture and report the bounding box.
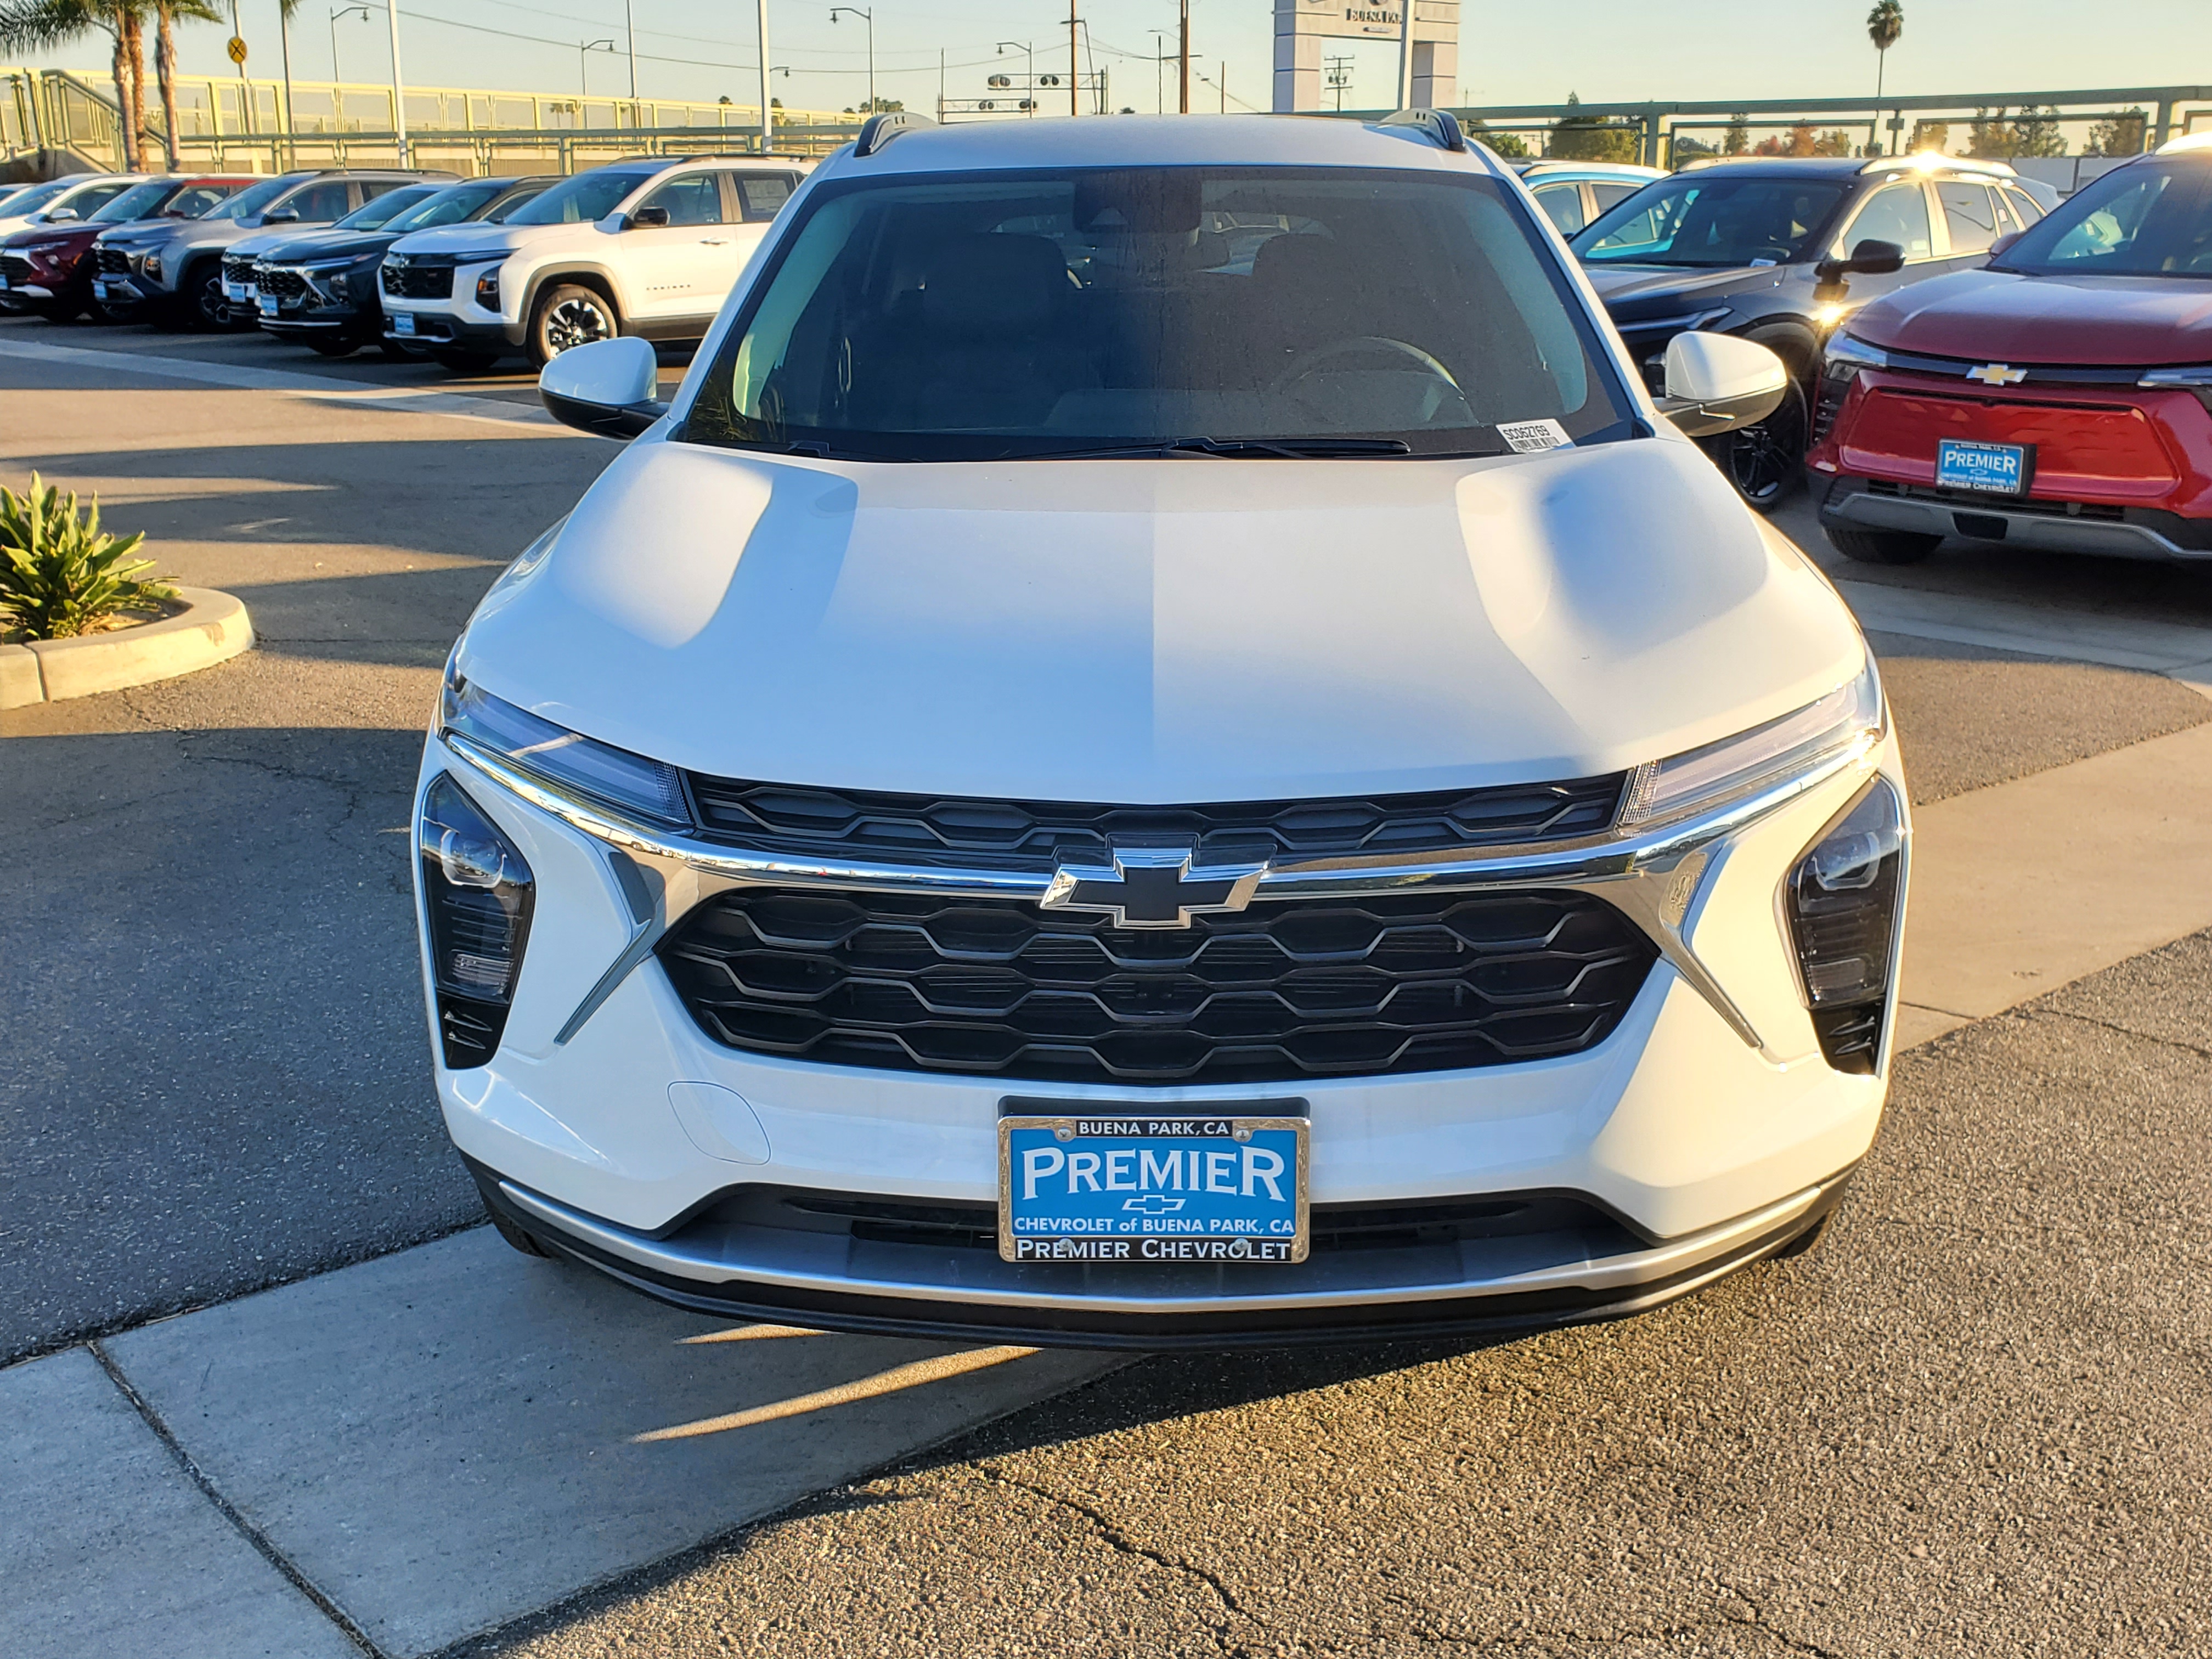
[1,67,862,171]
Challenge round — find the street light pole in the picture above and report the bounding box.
[330,5,369,91]
[996,41,1034,116]
[279,2,296,166]
[582,37,615,99]
[624,0,638,116]
[1395,0,1413,110]
[383,0,407,159]
[1178,0,1188,115]
[757,0,772,154]
[1068,0,1079,117]
[829,8,873,114]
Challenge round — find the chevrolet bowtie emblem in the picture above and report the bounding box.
[1041,843,1268,929]
[1966,363,2028,385]
[1123,1194,1188,1214]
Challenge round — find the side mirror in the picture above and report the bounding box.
[538,335,665,439]
[1814,237,1905,285]
[46,207,80,222]
[1989,228,2024,260]
[1658,332,1788,438]
[626,205,670,229]
[262,206,300,224]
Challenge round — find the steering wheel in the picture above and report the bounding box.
[1270,334,1464,395]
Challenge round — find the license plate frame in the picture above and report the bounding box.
[92,277,111,299]
[998,1102,1311,1266]
[1936,438,2034,496]
[392,312,415,336]
[257,295,279,317]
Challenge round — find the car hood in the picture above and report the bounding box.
[1579,262,1790,314]
[455,435,1866,802]
[255,228,391,263]
[3,223,97,253]
[390,221,559,257]
[95,220,176,249]
[1850,268,2212,365]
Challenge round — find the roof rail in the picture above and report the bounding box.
[854,110,935,158]
[1377,108,1468,154]
[1859,153,2017,178]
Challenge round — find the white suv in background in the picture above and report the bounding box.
[379,156,808,370]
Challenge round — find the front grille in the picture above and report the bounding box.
[221,254,254,283]
[256,267,306,301]
[658,885,1658,1085]
[381,259,453,299]
[0,253,31,284]
[685,773,1627,869]
[95,245,130,274]
[1865,478,2126,521]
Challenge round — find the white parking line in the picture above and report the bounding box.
[0,336,555,430]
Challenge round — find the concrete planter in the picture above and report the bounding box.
[0,587,253,709]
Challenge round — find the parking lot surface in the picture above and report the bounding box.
[4,314,2211,1657]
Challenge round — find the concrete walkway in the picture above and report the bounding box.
[9,563,2212,1658]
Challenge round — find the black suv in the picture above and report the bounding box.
[1570,156,2049,509]
[252,175,555,357]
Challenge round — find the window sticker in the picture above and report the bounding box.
[1498,418,1573,454]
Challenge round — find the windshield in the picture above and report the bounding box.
[88,180,172,223]
[684,166,1635,462]
[503,168,660,225]
[1994,157,2212,278]
[2,179,74,218]
[332,185,438,230]
[1574,176,1848,267]
[202,177,298,222]
[382,180,503,234]
[483,182,551,222]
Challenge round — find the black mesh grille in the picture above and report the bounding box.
[0,254,32,285]
[256,267,306,300]
[658,887,1658,1085]
[381,259,454,298]
[685,774,1627,869]
[95,246,131,274]
[221,253,255,284]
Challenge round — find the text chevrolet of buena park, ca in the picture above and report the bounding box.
[997,1114,1312,1264]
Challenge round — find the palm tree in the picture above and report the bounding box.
[1866,0,1903,101]
[0,0,152,168]
[154,1,226,168]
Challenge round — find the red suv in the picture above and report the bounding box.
[1808,139,2212,563]
[0,175,251,321]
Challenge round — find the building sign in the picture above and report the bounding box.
[1273,0,1458,110]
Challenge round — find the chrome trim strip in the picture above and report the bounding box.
[498,1175,1842,1317]
[1831,490,2194,559]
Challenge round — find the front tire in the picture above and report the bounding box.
[183,262,228,331]
[1825,524,1942,565]
[529,281,618,368]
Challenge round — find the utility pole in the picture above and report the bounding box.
[279,3,296,166]
[1324,53,1351,111]
[1178,0,1188,114]
[624,0,638,119]
[1068,0,1079,116]
[757,0,772,154]
[384,0,407,157]
[1395,0,1413,110]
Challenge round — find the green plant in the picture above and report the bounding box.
[0,472,172,640]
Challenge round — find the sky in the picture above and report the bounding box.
[8,0,2207,125]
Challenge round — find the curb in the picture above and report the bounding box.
[0,587,253,709]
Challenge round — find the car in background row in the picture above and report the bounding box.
[1812,134,2212,565]
[218,170,457,328]
[251,174,557,358]
[0,173,145,246]
[1,175,250,320]
[1570,155,2046,509]
[1510,160,1667,236]
[380,155,806,369]
[92,168,453,329]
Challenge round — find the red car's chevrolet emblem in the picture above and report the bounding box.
[1966,363,2028,385]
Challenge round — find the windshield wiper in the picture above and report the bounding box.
[1015,436,1417,460]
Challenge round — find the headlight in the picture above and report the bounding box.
[1619,661,1883,830]
[1785,778,1905,1074]
[140,252,161,279]
[475,269,500,308]
[441,664,690,827]
[1823,332,1889,372]
[417,773,535,1067]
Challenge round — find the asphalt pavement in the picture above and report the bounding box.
[5,312,2212,1656]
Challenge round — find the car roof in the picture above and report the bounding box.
[1513,161,1666,179]
[815,112,1508,181]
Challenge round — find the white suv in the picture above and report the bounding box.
[420,112,1908,1348]
[379,156,807,369]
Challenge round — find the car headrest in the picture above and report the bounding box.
[922,234,1068,338]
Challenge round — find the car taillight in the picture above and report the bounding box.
[1785,778,1905,1075]
[417,773,534,1068]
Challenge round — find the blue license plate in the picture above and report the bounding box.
[392,312,415,335]
[258,295,279,315]
[1937,438,2032,495]
[999,1109,1310,1265]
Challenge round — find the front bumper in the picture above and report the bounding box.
[417,721,1907,1346]
[1818,474,2212,558]
[382,310,512,351]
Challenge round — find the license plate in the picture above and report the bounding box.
[92,278,111,298]
[998,1105,1310,1265]
[224,280,251,301]
[1937,438,2033,495]
[258,295,279,316]
[0,274,9,290]
[392,312,415,335]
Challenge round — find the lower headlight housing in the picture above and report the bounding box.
[475,270,499,309]
[418,772,535,1068]
[1785,777,1905,1075]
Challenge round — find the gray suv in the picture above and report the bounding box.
[92,168,453,329]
